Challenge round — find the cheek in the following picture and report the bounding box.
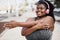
[35,10,38,13]
[41,10,46,15]
[42,10,46,13]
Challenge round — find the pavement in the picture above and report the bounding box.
[52,21,60,40]
[0,12,60,40]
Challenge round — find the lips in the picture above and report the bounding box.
[37,12,42,16]
[38,11,42,14]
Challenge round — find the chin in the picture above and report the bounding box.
[37,15,42,17]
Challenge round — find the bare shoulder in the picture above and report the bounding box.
[45,16,54,23]
[45,16,54,20]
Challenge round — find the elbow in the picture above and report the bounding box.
[21,32,28,36]
[21,32,24,36]
[21,32,25,36]
[50,26,54,32]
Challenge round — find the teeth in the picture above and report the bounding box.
[38,12,41,13]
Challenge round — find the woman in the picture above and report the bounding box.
[5,0,55,40]
[21,0,55,40]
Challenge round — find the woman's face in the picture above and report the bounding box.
[36,4,46,17]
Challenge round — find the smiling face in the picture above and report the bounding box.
[36,4,47,17]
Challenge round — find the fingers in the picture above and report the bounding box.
[4,23,12,28]
[3,20,16,29]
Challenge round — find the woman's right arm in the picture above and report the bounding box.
[4,18,38,28]
[18,18,38,27]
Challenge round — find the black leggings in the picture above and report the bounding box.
[25,29,52,40]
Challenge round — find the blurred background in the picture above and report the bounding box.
[0,0,60,40]
[0,0,60,20]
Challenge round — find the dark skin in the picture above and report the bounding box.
[4,4,54,36]
[21,4,54,36]
[21,16,54,36]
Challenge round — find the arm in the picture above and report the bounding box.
[17,18,39,27]
[17,21,37,27]
[21,26,37,36]
[43,16,54,31]
[5,18,38,28]
[21,16,54,36]
[21,23,44,36]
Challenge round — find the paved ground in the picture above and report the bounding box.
[52,21,60,40]
[0,12,60,40]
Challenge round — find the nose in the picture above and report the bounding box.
[37,8,41,12]
[38,8,41,11]
[36,9,41,13]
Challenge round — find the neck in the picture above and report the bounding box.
[37,15,46,19]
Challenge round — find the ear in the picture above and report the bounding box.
[46,9,49,14]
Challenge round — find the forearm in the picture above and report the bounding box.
[22,23,54,36]
[22,27,37,36]
[21,23,44,36]
[17,21,37,28]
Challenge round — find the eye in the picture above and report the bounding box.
[37,7,39,9]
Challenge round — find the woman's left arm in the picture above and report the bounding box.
[42,16,55,31]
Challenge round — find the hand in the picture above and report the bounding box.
[4,20,18,29]
[34,23,44,30]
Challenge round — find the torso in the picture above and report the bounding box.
[26,16,53,39]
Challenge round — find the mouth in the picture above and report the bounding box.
[37,12,42,15]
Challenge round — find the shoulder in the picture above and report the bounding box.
[46,16,54,20]
[45,16,54,23]
[46,16,53,19]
